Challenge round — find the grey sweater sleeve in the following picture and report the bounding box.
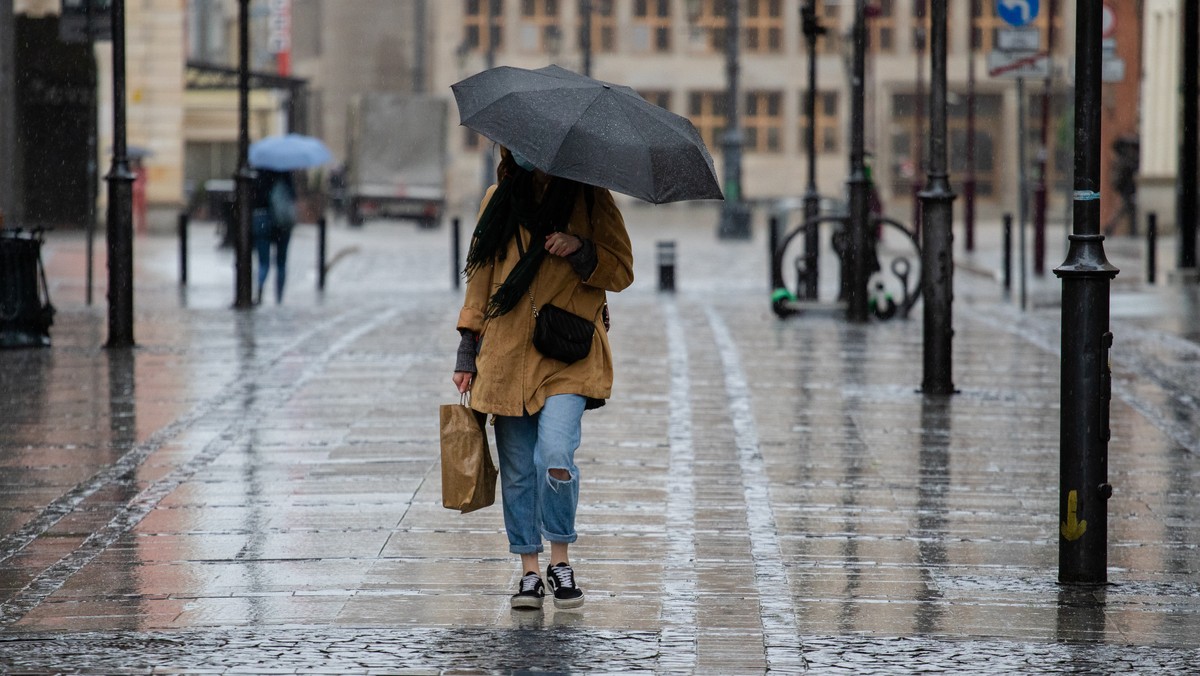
[455,329,478,373]
[566,238,598,281]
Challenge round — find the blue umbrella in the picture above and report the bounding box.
[249,133,333,171]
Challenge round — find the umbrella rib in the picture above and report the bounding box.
[610,96,654,166]
[545,88,611,168]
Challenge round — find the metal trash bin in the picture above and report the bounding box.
[0,229,55,348]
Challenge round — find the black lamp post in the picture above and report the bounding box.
[800,1,826,300]
[718,0,751,239]
[845,0,870,322]
[964,3,977,252]
[579,0,592,76]
[912,0,926,237]
[480,0,500,197]
[0,1,13,228]
[233,0,254,308]
[105,0,135,346]
[1033,0,1059,277]
[1054,0,1117,586]
[1180,0,1198,271]
[919,0,955,395]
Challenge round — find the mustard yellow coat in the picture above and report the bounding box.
[457,183,634,417]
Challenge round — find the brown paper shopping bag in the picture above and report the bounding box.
[439,394,497,513]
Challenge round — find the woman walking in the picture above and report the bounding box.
[452,147,633,610]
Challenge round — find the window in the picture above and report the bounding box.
[868,0,895,53]
[744,91,782,153]
[638,89,673,113]
[911,0,951,52]
[970,0,1004,53]
[691,0,728,54]
[890,92,1002,198]
[580,0,616,53]
[1026,92,1072,193]
[518,0,561,53]
[972,0,1062,53]
[743,0,783,54]
[890,93,925,194]
[632,0,671,53]
[688,90,727,153]
[463,0,505,53]
[818,0,842,55]
[800,91,840,154]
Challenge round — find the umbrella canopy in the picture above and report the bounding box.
[249,133,333,171]
[451,65,722,204]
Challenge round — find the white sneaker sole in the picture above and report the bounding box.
[511,595,544,610]
[552,594,584,610]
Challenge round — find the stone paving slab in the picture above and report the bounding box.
[0,205,1198,673]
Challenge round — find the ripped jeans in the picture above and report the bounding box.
[493,394,585,554]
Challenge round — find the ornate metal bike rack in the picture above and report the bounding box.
[771,207,923,321]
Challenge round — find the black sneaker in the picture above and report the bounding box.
[546,562,584,609]
[511,571,544,610]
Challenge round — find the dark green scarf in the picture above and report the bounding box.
[464,169,581,318]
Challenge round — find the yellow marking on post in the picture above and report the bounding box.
[1060,489,1088,541]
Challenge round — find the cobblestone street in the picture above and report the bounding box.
[1,202,1198,673]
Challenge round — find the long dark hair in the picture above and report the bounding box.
[464,147,583,318]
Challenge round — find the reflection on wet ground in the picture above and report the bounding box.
[0,215,1198,671]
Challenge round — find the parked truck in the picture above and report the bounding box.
[344,93,448,228]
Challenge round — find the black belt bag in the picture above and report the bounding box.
[531,295,594,364]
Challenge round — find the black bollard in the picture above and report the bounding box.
[657,241,676,292]
[317,216,327,291]
[452,217,461,290]
[1147,212,1157,285]
[1003,213,1012,293]
[768,214,787,294]
[178,212,188,286]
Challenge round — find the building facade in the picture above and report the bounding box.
[0,1,1158,237]
[419,0,1104,227]
[291,0,1150,234]
[1139,0,1178,229]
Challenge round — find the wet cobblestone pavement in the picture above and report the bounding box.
[1,204,1198,673]
[2,628,1200,673]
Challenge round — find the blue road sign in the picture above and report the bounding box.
[996,0,1040,27]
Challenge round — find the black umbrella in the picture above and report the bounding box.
[451,65,723,204]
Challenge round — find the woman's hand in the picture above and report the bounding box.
[453,371,473,394]
[545,233,582,257]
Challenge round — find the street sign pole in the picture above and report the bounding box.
[991,0,1044,306]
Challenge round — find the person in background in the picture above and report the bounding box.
[452,146,634,611]
[252,168,297,304]
[1104,135,1139,237]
